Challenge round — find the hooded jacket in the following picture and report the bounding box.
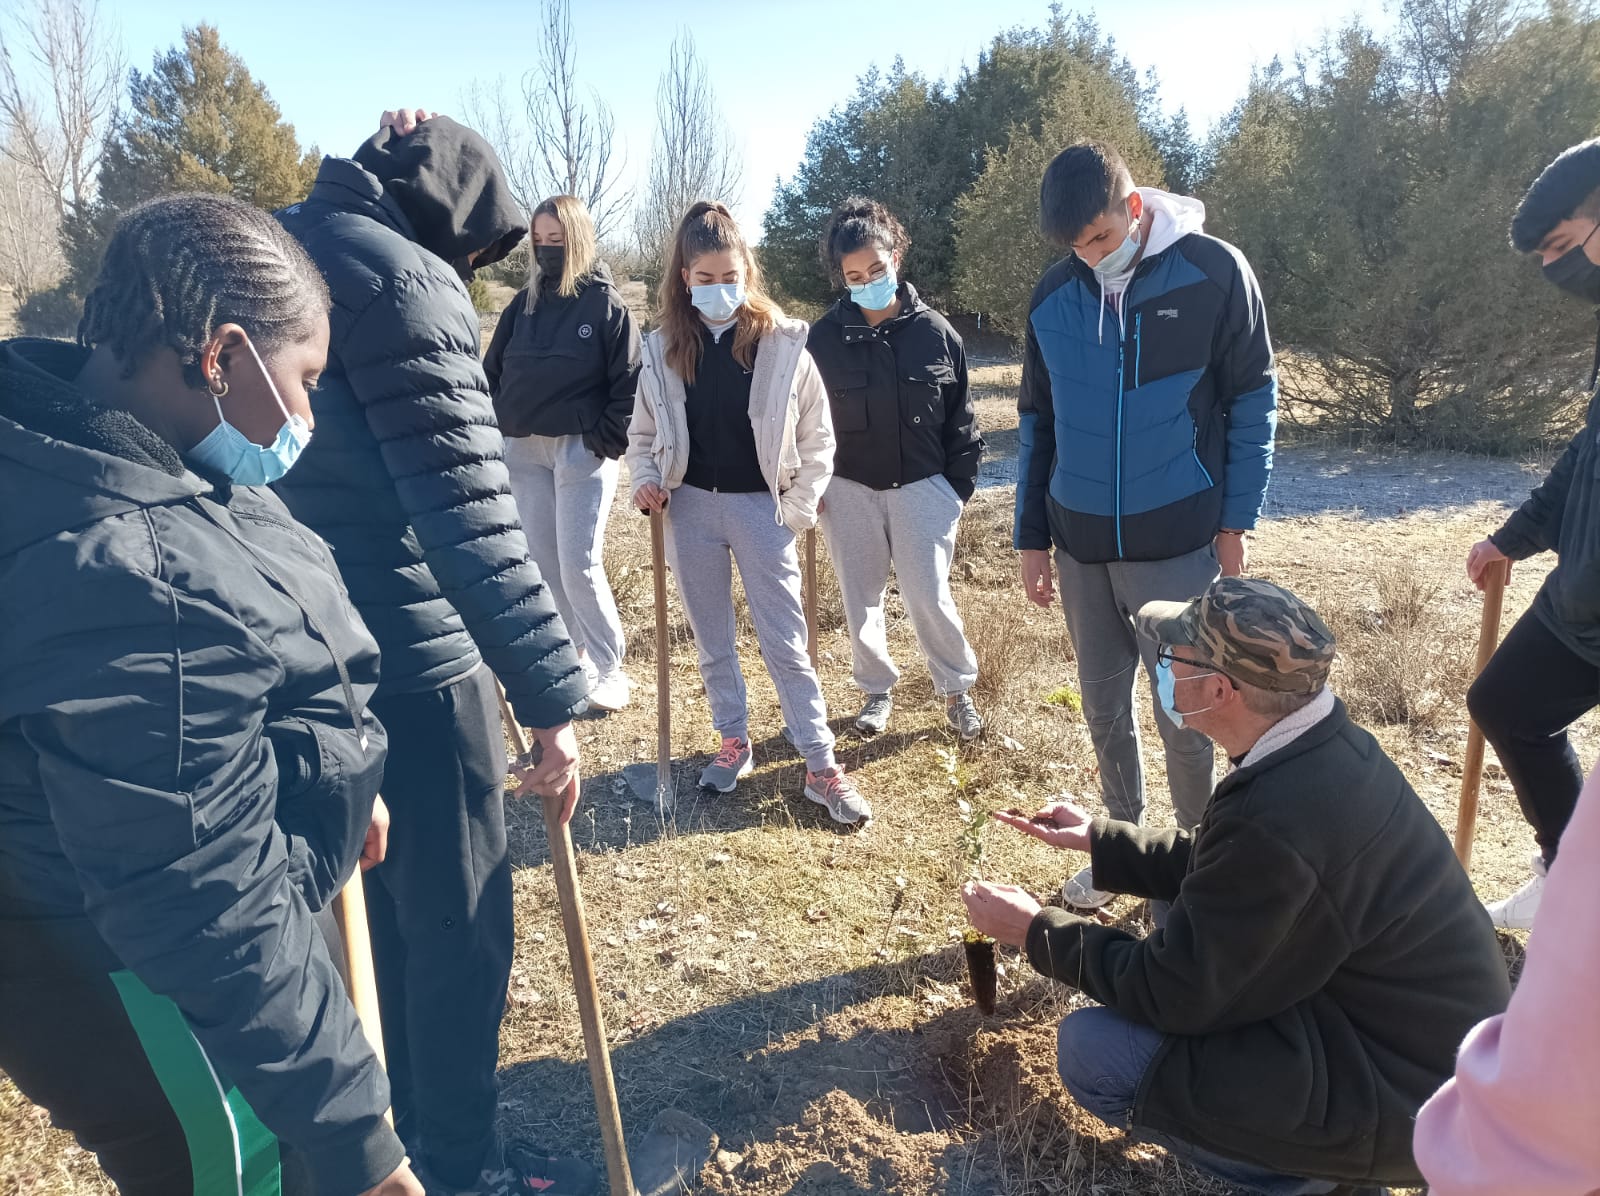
[805,282,983,500]
[0,338,402,1195]
[276,119,588,729]
[483,261,641,457]
[1489,387,1600,665]
[625,316,835,534]
[1025,698,1510,1186]
[1015,189,1278,563]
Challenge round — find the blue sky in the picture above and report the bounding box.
[99,0,1390,233]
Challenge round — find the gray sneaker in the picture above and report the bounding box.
[804,766,872,826]
[698,736,753,792]
[1061,864,1114,910]
[854,693,893,736]
[945,692,983,741]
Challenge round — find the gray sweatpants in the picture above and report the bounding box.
[819,474,978,697]
[503,433,626,678]
[664,484,837,774]
[1055,542,1219,830]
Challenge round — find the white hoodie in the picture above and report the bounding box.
[1096,187,1209,343]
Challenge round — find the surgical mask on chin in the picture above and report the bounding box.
[187,338,312,486]
[1154,657,1218,729]
[690,282,745,323]
[1544,241,1600,304]
[1091,202,1142,280]
[849,266,899,312]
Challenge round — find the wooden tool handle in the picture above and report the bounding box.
[1454,558,1510,868]
[333,867,392,1126]
[804,529,819,670]
[651,510,671,794]
[542,782,634,1196]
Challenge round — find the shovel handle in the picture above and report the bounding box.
[804,529,819,670]
[651,509,671,799]
[332,865,392,1127]
[1454,558,1509,868]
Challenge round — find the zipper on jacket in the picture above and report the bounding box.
[1115,329,1126,559]
[1134,311,1142,390]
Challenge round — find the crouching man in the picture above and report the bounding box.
[962,578,1510,1195]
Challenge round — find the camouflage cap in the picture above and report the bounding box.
[1135,577,1335,695]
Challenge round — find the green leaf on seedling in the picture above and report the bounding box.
[1045,684,1082,713]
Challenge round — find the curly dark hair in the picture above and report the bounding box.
[79,193,330,387]
[818,196,910,285]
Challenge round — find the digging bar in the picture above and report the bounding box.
[1454,557,1510,869]
[498,692,716,1195]
[332,863,392,1127]
[621,507,675,813]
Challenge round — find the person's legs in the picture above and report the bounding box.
[664,485,747,742]
[728,492,837,775]
[1056,1007,1337,1196]
[887,475,979,697]
[819,477,898,696]
[551,435,627,679]
[502,435,571,643]
[1111,543,1221,831]
[1055,549,1146,824]
[368,667,513,1190]
[1467,608,1598,864]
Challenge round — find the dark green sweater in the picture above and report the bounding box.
[1026,699,1510,1185]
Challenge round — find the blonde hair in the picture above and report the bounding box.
[526,194,598,310]
[657,200,782,384]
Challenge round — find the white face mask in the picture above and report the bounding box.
[1091,199,1142,280]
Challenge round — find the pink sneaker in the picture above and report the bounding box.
[698,737,752,792]
[804,767,872,826]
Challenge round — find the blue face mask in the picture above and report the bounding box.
[849,265,899,312]
[188,338,311,486]
[1089,200,1142,280]
[1154,657,1218,729]
[690,282,745,323]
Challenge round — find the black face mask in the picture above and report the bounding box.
[535,245,566,278]
[1543,224,1600,303]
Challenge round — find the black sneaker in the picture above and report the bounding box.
[473,1142,600,1196]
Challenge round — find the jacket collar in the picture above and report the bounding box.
[831,282,926,346]
[293,156,418,243]
[1214,697,1353,797]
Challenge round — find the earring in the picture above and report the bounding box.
[209,374,229,398]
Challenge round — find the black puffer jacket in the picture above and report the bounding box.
[805,282,982,500]
[276,119,587,728]
[0,338,402,1195]
[484,262,641,458]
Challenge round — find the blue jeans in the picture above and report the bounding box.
[1056,1007,1340,1196]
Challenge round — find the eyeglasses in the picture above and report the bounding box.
[1157,646,1239,689]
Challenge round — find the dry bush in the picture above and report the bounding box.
[1312,559,1474,731]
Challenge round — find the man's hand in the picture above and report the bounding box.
[512,722,582,820]
[962,881,1043,949]
[992,799,1093,853]
[359,796,390,872]
[360,1161,425,1196]
[634,481,670,513]
[378,109,435,136]
[1019,548,1054,608]
[1466,538,1510,592]
[1215,530,1248,578]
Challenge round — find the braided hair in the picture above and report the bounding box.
[79,193,330,387]
[819,197,910,286]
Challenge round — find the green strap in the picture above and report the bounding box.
[110,970,281,1196]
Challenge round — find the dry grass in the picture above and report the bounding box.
[2,365,1562,1195]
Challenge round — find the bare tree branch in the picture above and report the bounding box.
[0,138,63,302]
[0,0,121,217]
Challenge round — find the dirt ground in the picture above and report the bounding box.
[1,365,1570,1196]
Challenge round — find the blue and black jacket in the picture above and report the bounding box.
[1015,204,1277,564]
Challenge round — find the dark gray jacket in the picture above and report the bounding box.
[277,120,587,728]
[0,338,402,1195]
[1491,388,1600,664]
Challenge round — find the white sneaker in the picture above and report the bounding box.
[587,669,635,712]
[1485,854,1547,931]
[1061,865,1114,911]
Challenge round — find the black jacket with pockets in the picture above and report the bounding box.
[805,283,982,500]
[1025,701,1510,1185]
[483,262,641,459]
[276,124,587,729]
[0,338,403,1196]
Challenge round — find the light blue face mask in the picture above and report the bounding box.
[690,282,745,323]
[849,264,899,312]
[1090,200,1142,280]
[188,338,311,486]
[1154,656,1218,729]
